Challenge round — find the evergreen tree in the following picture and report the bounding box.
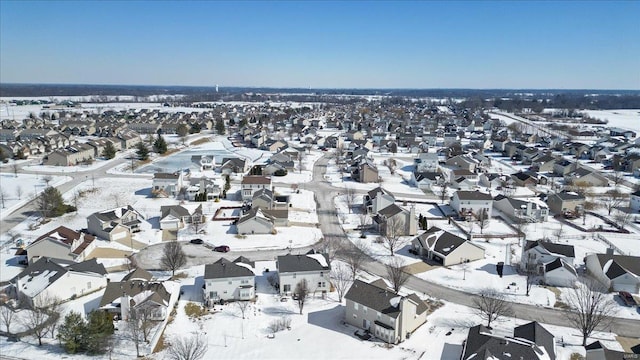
[102,141,117,159]
[215,119,226,135]
[224,175,231,192]
[84,311,114,355]
[58,311,86,354]
[228,118,236,126]
[190,123,201,134]
[136,142,149,160]
[153,134,168,154]
[38,186,73,218]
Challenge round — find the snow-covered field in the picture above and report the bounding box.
[581,109,640,132]
[0,173,71,220]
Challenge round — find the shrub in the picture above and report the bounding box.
[184,302,207,318]
[268,316,291,333]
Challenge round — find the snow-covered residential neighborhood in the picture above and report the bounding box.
[1,95,639,360]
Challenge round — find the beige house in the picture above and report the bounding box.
[25,226,97,264]
[44,143,95,166]
[411,227,485,266]
[546,191,585,214]
[345,278,428,344]
[87,205,144,242]
[241,176,272,200]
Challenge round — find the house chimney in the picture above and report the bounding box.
[606,247,614,256]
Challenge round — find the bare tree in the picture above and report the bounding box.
[553,224,564,243]
[127,316,142,357]
[602,189,626,215]
[21,295,59,346]
[515,215,528,246]
[16,186,23,200]
[524,266,536,297]
[6,229,21,244]
[0,305,15,333]
[563,279,616,346]
[294,279,309,315]
[382,216,407,256]
[581,200,597,226]
[344,186,356,214]
[385,257,410,293]
[167,335,208,360]
[476,208,489,234]
[235,301,250,320]
[357,212,370,237]
[132,305,155,343]
[384,158,397,175]
[438,182,449,204]
[322,237,342,264]
[340,240,370,279]
[12,161,19,177]
[472,288,513,329]
[297,151,305,173]
[610,170,624,187]
[190,218,206,235]
[330,264,352,302]
[42,175,53,187]
[613,212,632,230]
[160,241,187,276]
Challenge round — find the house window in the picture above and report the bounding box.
[354,303,359,310]
[318,282,326,288]
[320,272,324,277]
[353,314,357,319]
[377,312,381,320]
[228,281,232,285]
[363,307,367,314]
[241,280,249,284]
[87,282,91,289]
[293,273,296,278]
[283,284,291,292]
[210,291,216,298]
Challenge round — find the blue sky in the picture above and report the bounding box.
[1,1,638,89]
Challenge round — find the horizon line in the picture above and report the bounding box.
[1,82,639,93]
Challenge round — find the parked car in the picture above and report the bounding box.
[214,245,230,253]
[190,238,204,245]
[618,291,636,306]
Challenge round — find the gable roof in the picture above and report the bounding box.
[32,226,96,255]
[122,267,153,282]
[99,280,171,308]
[241,175,271,185]
[204,258,255,279]
[462,323,554,360]
[514,322,556,360]
[14,257,106,298]
[455,190,493,201]
[277,252,330,273]
[524,240,575,258]
[594,254,640,279]
[345,279,402,318]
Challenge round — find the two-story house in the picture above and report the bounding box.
[277,250,331,296]
[203,257,256,306]
[152,172,184,197]
[87,205,144,242]
[241,175,272,201]
[345,278,429,344]
[450,190,493,220]
[493,195,549,223]
[546,191,585,214]
[411,227,485,266]
[25,226,97,264]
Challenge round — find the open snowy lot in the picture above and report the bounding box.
[0,173,71,220]
[580,109,640,132]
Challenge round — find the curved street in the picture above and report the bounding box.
[4,150,638,338]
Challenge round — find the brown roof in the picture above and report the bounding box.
[35,226,96,255]
[241,176,271,185]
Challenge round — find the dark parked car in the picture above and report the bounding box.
[618,291,636,306]
[190,238,204,245]
[214,245,230,253]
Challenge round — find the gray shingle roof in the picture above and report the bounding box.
[595,254,640,279]
[345,279,401,318]
[204,258,255,279]
[462,323,553,360]
[514,322,556,360]
[525,240,575,258]
[455,190,493,201]
[277,252,330,273]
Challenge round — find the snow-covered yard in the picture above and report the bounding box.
[0,173,72,221]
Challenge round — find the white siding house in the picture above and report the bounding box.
[203,257,256,305]
[277,251,330,296]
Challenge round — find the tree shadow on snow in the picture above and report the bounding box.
[179,276,204,302]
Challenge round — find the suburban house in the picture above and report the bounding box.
[344,278,429,344]
[553,159,577,176]
[450,190,494,220]
[460,321,556,360]
[565,168,609,187]
[546,191,585,214]
[510,171,538,187]
[585,253,640,293]
[190,155,215,171]
[99,268,177,321]
[12,257,107,307]
[493,195,549,223]
[364,187,396,214]
[220,157,249,175]
[373,203,418,236]
[43,143,95,166]
[152,172,184,197]
[236,207,275,235]
[276,250,331,296]
[411,227,485,265]
[479,173,506,189]
[241,175,272,201]
[521,240,575,273]
[543,258,578,288]
[411,170,440,190]
[251,188,290,210]
[87,205,144,242]
[159,204,204,240]
[445,154,479,172]
[352,160,379,183]
[203,257,256,306]
[414,152,439,172]
[585,341,629,360]
[25,226,97,264]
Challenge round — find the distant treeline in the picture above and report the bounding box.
[1,83,638,109]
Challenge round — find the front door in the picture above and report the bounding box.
[363,319,370,330]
